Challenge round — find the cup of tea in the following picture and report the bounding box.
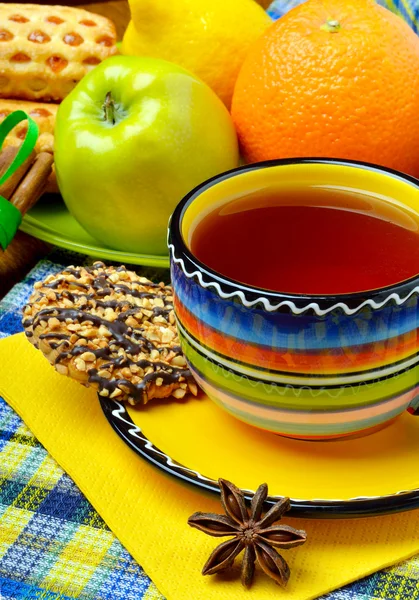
[168,158,419,440]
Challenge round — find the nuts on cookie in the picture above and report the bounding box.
[22,262,198,405]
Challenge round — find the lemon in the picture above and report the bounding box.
[122,0,271,107]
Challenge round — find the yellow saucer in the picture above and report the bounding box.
[101,394,419,518]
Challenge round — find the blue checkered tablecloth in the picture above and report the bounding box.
[0,250,166,600]
[1,248,419,599]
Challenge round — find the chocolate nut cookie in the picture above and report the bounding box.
[22,262,198,405]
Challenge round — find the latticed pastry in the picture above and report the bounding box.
[0,98,58,192]
[0,98,56,153]
[0,3,118,102]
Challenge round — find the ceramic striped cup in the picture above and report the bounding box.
[168,158,419,440]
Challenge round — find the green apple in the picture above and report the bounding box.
[54,55,239,255]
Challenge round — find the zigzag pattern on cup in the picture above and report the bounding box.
[169,244,419,317]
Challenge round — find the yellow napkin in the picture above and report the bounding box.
[2,333,419,600]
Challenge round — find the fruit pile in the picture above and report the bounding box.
[2,0,419,256]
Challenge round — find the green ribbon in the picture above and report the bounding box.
[0,111,39,250]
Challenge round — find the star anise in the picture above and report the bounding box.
[188,479,307,588]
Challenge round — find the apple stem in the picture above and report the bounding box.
[103,91,116,125]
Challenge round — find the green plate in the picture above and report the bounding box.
[20,194,170,268]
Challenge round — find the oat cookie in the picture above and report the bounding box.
[22,262,198,405]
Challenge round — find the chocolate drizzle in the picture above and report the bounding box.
[22,262,193,405]
[32,306,156,354]
[88,366,183,401]
[44,277,89,291]
[39,333,70,340]
[39,332,70,351]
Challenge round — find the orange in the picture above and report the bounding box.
[231,0,419,177]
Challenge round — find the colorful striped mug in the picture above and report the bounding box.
[168,158,419,440]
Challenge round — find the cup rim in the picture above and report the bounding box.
[169,157,419,312]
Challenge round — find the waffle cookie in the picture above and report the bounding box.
[0,3,118,102]
[22,263,198,405]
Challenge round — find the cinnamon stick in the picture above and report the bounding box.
[10,151,53,215]
[0,146,19,180]
[0,149,36,200]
